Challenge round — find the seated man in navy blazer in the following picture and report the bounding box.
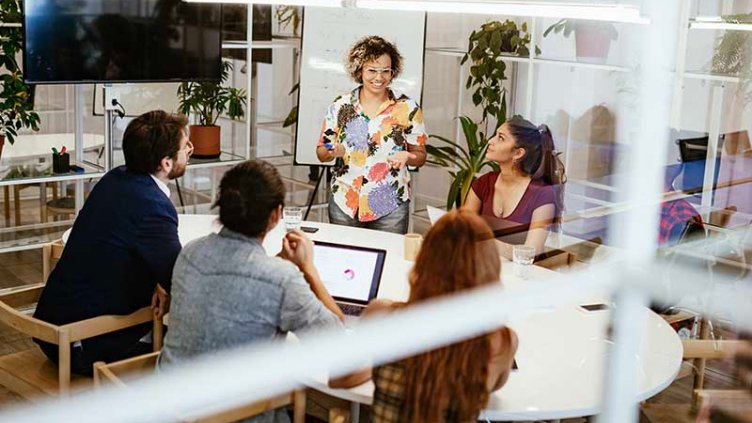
[34,110,192,375]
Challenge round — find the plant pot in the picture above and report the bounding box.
[189,125,221,159]
[574,25,613,63]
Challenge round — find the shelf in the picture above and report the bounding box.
[187,151,246,170]
[689,18,752,32]
[426,47,529,63]
[683,71,741,83]
[533,57,630,72]
[0,160,105,187]
[426,47,630,72]
[222,39,301,50]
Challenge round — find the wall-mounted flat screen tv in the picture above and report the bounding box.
[23,0,222,84]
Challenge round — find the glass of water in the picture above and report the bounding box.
[512,245,536,279]
[283,207,303,232]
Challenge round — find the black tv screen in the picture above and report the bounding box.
[23,0,222,84]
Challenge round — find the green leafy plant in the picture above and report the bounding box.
[274,5,301,36]
[0,0,41,144]
[426,116,500,209]
[462,20,539,127]
[711,13,752,103]
[177,61,247,126]
[426,20,535,209]
[543,19,618,41]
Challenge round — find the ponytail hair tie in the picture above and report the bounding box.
[537,124,547,135]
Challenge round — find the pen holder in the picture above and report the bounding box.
[52,153,70,174]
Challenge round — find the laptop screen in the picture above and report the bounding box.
[312,241,386,305]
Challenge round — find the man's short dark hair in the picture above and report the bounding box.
[122,110,188,174]
[214,160,286,237]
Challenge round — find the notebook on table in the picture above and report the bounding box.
[426,205,447,225]
[312,241,387,316]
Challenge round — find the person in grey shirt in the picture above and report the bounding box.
[159,160,344,422]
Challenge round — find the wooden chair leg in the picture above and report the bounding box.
[92,361,105,389]
[3,185,9,225]
[329,407,350,423]
[58,330,71,397]
[152,316,163,352]
[293,390,306,423]
[691,318,711,411]
[13,185,21,225]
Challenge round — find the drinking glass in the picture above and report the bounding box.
[512,245,536,279]
[283,207,303,232]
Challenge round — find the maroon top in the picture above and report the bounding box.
[471,171,556,244]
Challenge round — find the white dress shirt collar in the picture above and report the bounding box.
[150,175,171,199]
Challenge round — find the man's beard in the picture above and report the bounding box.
[168,162,186,180]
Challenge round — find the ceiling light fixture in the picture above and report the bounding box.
[183,0,648,24]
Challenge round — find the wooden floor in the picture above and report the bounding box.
[0,195,747,421]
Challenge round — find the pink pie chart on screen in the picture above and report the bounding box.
[343,269,355,280]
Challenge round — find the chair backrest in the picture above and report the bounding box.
[535,249,577,270]
[93,354,305,423]
[42,239,65,282]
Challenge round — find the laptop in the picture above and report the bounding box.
[312,241,387,316]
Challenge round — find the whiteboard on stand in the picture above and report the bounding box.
[293,7,426,166]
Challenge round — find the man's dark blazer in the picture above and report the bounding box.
[34,166,181,363]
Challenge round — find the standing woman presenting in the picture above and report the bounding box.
[317,36,427,234]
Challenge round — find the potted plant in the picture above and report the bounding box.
[425,20,536,209]
[711,13,752,104]
[543,19,618,63]
[0,0,41,157]
[177,61,246,159]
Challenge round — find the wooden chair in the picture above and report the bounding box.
[535,248,577,270]
[93,352,306,423]
[641,338,750,421]
[0,240,163,398]
[682,338,749,411]
[0,283,163,398]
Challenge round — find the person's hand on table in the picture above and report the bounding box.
[387,150,417,170]
[151,283,170,319]
[280,229,315,272]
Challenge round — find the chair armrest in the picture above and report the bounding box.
[63,306,155,342]
[683,340,744,359]
[0,283,44,309]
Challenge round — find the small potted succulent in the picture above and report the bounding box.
[177,61,246,159]
[0,0,41,158]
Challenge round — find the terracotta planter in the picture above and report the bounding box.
[574,25,613,63]
[189,125,221,159]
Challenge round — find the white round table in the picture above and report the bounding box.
[63,214,683,420]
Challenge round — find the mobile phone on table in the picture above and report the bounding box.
[301,226,319,233]
[578,303,609,312]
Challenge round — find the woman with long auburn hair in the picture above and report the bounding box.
[330,209,518,423]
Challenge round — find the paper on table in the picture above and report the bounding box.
[426,205,447,225]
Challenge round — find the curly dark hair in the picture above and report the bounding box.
[346,35,403,83]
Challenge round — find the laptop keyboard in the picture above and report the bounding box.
[338,302,365,316]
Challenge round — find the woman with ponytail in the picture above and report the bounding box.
[463,115,566,259]
[330,209,518,423]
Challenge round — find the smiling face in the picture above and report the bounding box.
[486,122,525,166]
[360,54,393,97]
